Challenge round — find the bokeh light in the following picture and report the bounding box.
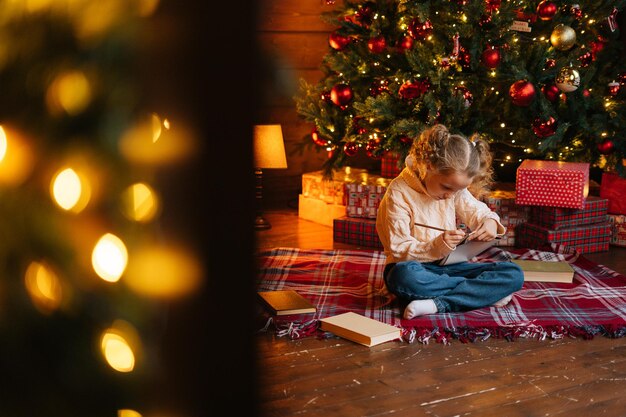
[51,167,92,213]
[121,182,160,223]
[118,410,142,417]
[92,233,128,282]
[0,125,35,186]
[101,331,135,372]
[124,243,203,299]
[46,70,92,116]
[24,261,63,314]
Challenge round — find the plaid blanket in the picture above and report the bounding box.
[256,245,626,343]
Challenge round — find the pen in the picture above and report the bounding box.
[414,222,448,232]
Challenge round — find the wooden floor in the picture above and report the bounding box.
[255,210,626,417]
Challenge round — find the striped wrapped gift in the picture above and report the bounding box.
[529,196,609,230]
[333,216,383,249]
[515,221,611,253]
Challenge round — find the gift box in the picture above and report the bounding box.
[515,160,589,209]
[608,214,626,247]
[301,167,369,205]
[600,172,626,215]
[333,216,383,249]
[381,151,403,179]
[515,221,611,254]
[345,176,390,219]
[529,196,609,230]
[298,194,346,227]
[482,190,530,247]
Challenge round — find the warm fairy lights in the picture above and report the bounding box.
[121,182,160,223]
[101,327,136,373]
[92,233,128,282]
[24,261,63,314]
[51,167,91,213]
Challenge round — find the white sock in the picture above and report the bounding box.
[493,294,513,308]
[404,299,438,319]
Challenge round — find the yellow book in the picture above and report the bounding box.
[257,290,317,316]
[512,259,575,283]
[320,312,401,347]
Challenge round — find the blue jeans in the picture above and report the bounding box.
[384,261,524,313]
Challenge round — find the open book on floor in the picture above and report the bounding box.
[320,312,401,347]
[257,290,316,316]
[512,259,575,283]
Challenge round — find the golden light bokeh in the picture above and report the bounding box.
[51,167,92,213]
[118,410,142,417]
[101,331,135,372]
[124,244,203,299]
[118,115,197,166]
[0,126,7,162]
[46,70,92,116]
[0,125,35,186]
[24,261,63,314]
[121,182,160,223]
[92,233,128,282]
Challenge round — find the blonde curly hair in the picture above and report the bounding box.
[408,124,494,199]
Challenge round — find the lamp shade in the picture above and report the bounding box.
[253,125,288,169]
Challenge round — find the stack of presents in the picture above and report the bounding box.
[298,152,626,252]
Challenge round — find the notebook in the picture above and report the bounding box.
[320,312,401,347]
[438,237,500,266]
[257,290,316,315]
[512,259,575,283]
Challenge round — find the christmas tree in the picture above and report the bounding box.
[295,0,626,181]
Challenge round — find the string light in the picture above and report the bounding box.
[92,233,128,282]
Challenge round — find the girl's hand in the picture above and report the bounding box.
[443,229,467,248]
[467,219,498,241]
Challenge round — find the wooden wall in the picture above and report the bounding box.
[255,0,379,209]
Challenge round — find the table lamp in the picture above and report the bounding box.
[253,124,287,230]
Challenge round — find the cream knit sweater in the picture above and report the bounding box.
[376,166,505,265]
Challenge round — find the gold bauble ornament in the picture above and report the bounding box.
[555,66,580,92]
[550,24,576,51]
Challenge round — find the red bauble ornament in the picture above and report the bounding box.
[329,32,351,50]
[399,79,430,100]
[367,35,387,54]
[311,127,327,147]
[366,140,383,159]
[570,4,582,19]
[544,58,556,69]
[408,18,433,40]
[537,1,558,20]
[532,116,557,138]
[398,35,414,51]
[542,84,561,102]
[343,142,359,156]
[597,139,615,155]
[509,80,536,106]
[330,83,353,106]
[608,81,620,96]
[481,46,501,69]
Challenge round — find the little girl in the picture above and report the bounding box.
[376,124,523,319]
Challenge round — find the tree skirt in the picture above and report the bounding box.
[256,245,626,344]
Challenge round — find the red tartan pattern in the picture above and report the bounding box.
[256,245,626,343]
[333,216,383,249]
[530,196,609,230]
[515,221,611,253]
[381,151,403,178]
[516,160,589,209]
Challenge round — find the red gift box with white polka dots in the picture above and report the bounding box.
[515,160,589,209]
